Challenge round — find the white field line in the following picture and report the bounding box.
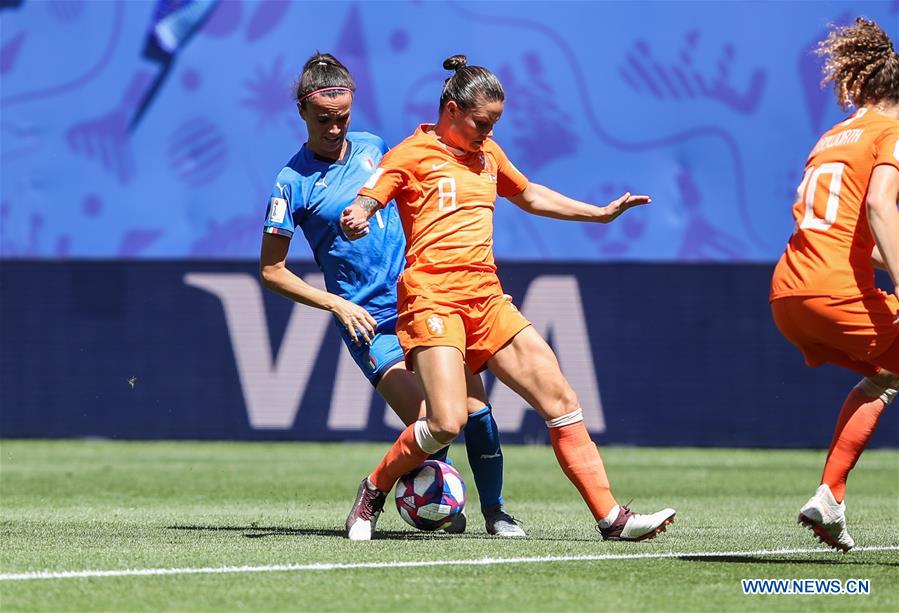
[1,546,897,582]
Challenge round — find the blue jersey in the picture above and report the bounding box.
[263,132,406,327]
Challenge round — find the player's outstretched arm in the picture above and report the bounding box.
[260,233,377,344]
[340,196,384,240]
[866,165,899,312]
[507,183,651,223]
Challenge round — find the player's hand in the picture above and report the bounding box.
[340,205,370,241]
[601,192,652,223]
[330,297,377,345]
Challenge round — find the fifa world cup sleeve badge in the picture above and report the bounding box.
[268,197,288,224]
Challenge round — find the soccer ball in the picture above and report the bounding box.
[395,460,466,531]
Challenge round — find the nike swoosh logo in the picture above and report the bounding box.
[479,452,502,460]
[432,162,449,171]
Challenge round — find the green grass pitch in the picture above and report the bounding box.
[1,440,897,611]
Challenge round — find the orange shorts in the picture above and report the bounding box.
[771,292,899,376]
[396,292,531,373]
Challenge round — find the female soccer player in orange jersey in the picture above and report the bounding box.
[340,54,676,541]
[769,18,899,552]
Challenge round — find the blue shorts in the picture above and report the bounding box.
[338,317,405,386]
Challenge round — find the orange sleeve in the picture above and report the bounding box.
[873,126,899,172]
[358,146,421,206]
[490,142,529,198]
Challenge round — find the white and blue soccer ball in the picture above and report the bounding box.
[395,460,466,531]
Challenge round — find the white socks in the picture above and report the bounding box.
[545,408,584,428]
[598,504,621,528]
[413,418,447,454]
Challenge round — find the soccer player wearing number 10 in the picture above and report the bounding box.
[770,18,899,552]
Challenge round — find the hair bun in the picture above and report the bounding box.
[443,54,468,71]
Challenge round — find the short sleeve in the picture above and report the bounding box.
[263,176,299,239]
[491,142,529,198]
[358,146,420,206]
[370,134,389,156]
[350,131,389,156]
[873,126,899,172]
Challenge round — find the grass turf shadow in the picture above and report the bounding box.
[166,524,515,541]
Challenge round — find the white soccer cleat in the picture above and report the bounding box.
[484,506,527,537]
[345,478,386,541]
[798,484,855,552]
[598,505,676,541]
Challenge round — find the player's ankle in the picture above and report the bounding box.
[597,505,621,528]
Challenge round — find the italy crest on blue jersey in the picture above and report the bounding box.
[263,132,405,329]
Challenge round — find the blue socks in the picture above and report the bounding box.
[463,405,504,510]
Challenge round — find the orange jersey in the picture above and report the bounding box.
[770,108,899,300]
[358,124,529,300]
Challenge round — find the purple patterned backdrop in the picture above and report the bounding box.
[1,1,895,260]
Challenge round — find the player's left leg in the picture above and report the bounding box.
[375,353,521,535]
[487,325,675,541]
[783,295,899,551]
[345,328,422,426]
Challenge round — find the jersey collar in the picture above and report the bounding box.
[305,139,353,166]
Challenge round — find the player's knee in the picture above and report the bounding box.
[559,384,580,414]
[540,381,579,420]
[414,418,450,453]
[426,413,466,443]
[518,365,578,419]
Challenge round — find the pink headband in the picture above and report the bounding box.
[299,87,353,102]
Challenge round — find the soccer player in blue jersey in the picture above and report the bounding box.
[259,53,524,538]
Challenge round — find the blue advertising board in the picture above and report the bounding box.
[2,261,896,448]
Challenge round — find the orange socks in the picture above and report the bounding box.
[369,423,429,493]
[548,420,617,521]
[821,387,886,502]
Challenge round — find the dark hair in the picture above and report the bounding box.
[295,52,356,108]
[439,54,504,112]
[817,18,899,109]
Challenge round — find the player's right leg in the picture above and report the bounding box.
[487,325,675,541]
[345,345,467,540]
[375,361,521,535]
[774,296,898,551]
[459,368,526,537]
[801,367,897,552]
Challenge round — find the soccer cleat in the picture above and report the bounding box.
[598,505,676,541]
[798,484,855,552]
[443,509,467,534]
[345,477,386,541]
[484,506,527,537]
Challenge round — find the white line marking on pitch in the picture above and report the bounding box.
[1,546,896,582]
